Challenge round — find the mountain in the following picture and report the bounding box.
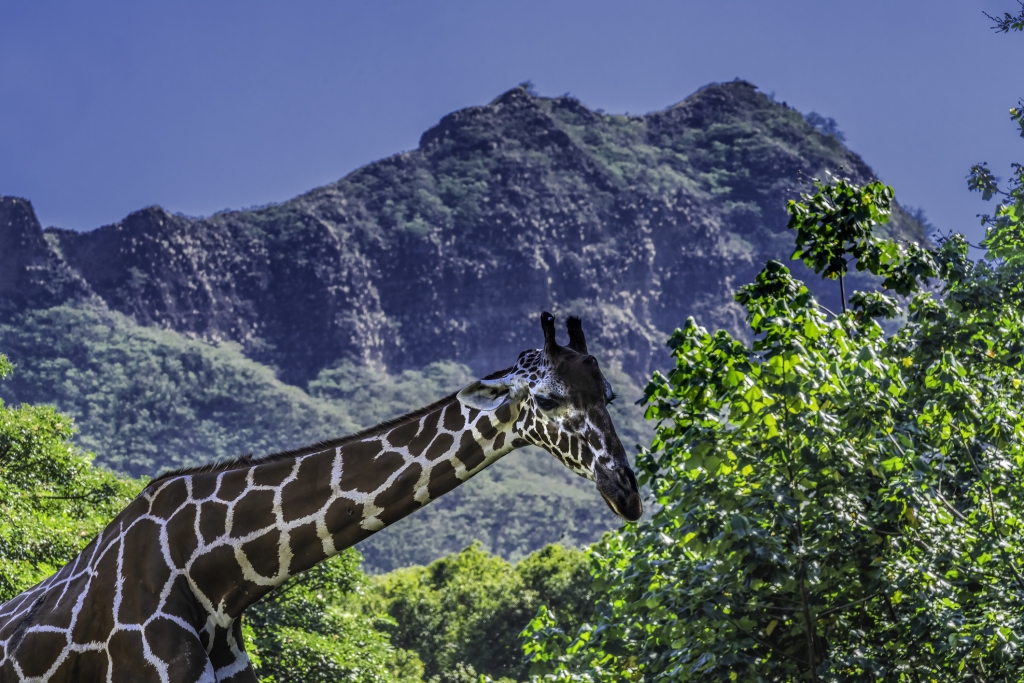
[0,80,927,570]
[1,80,925,385]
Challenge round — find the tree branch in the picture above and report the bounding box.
[799,574,818,682]
[728,619,810,668]
[816,592,880,619]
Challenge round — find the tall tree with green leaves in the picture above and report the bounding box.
[522,9,1024,681]
[0,354,142,601]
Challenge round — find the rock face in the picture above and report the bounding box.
[0,81,926,385]
[0,197,92,311]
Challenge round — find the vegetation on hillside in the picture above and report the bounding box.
[2,78,929,396]
[0,306,357,477]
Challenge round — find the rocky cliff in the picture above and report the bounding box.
[0,81,927,387]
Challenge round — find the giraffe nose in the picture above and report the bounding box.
[595,463,643,522]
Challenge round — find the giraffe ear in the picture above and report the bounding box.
[566,316,588,354]
[457,377,523,411]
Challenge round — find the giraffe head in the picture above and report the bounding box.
[457,312,643,521]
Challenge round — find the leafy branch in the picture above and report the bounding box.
[985,1,1024,33]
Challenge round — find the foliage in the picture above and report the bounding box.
[245,548,424,683]
[369,543,594,683]
[524,190,1024,681]
[787,176,893,281]
[523,28,1024,674]
[0,354,142,601]
[787,175,936,306]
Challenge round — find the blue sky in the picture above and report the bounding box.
[1,1,1019,243]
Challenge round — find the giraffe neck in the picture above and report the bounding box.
[155,391,523,624]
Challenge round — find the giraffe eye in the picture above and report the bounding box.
[535,395,561,411]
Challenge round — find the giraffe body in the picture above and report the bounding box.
[0,314,641,681]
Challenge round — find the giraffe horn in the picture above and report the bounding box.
[566,316,587,354]
[540,311,561,355]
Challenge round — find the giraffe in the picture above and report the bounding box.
[0,312,642,682]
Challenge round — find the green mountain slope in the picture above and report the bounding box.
[0,305,356,475]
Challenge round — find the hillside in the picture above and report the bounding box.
[0,80,927,570]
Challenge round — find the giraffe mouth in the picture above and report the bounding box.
[596,464,643,522]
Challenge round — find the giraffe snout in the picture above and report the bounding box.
[595,463,643,522]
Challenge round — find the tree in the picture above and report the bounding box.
[0,354,142,601]
[244,547,425,683]
[523,10,1024,680]
[524,185,1024,683]
[985,1,1024,34]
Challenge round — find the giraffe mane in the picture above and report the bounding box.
[146,366,516,488]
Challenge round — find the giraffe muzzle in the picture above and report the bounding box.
[596,463,643,522]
